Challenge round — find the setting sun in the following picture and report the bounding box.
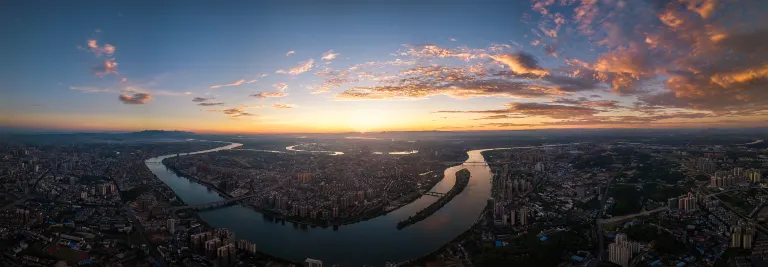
[347,109,393,133]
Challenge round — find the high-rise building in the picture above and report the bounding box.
[731,222,756,249]
[615,233,641,254]
[228,243,237,266]
[510,210,516,226]
[191,234,202,254]
[732,226,743,248]
[609,233,642,267]
[519,207,528,226]
[675,193,697,212]
[248,243,257,255]
[696,157,716,174]
[205,238,222,259]
[214,228,235,242]
[304,258,323,267]
[744,226,755,249]
[494,202,504,218]
[747,169,762,182]
[217,243,235,267]
[237,239,249,250]
[734,167,744,177]
[99,184,107,196]
[608,242,632,267]
[615,233,627,244]
[686,192,697,211]
[714,170,730,178]
[300,205,308,217]
[297,173,312,183]
[668,197,678,210]
[167,219,175,234]
[534,162,545,172]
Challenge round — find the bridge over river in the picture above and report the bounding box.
[171,190,449,212]
[441,160,520,166]
[146,142,573,266]
[169,194,260,211]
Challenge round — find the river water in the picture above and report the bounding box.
[146,144,497,266]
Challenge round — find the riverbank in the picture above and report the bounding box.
[398,204,490,266]
[397,168,471,229]
[161,159,233,199]
[160,157,454,229]
[145,142,495,266]
[146,158,300,266]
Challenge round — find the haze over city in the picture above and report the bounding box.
[3,0,767,133]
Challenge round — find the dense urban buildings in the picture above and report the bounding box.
[0,130,766,266]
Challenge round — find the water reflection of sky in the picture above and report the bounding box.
[147,143,561,266]
[286,144,417,155]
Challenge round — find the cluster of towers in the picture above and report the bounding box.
[494,165,534,201]
[668,192,698,212]
[189,228,256,267]
[492,201,530,227]
[709,167,763,187]
[608,233,642,267]
[732,221,757,249]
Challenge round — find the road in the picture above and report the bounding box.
[711,193,768,235]
[595,154,636,261]
[599,207,668,224]
[124,206,168,267]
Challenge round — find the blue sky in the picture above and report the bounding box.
[2,0,767,132]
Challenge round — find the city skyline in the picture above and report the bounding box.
[2,0,768,134]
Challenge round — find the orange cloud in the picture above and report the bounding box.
[205,106,262,118]
[118,93,152,104]
[93,59,119,76]
[681,0,718,19]
[489,52,549,77]
[311,69,358,94]
[321,50,339,60]
[397,44,488,62]
[276,59,314,75]
[210,79,246,89]
[273,103,296,109]
[273,83,288,92]
[250,92,288,99]
[86,39,115,57]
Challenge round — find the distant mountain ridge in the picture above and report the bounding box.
[0,130,197,145]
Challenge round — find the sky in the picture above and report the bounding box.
[1,0,768,134]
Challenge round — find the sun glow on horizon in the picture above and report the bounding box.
[347,109,395,133]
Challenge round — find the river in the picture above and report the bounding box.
[146,144,499,266]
